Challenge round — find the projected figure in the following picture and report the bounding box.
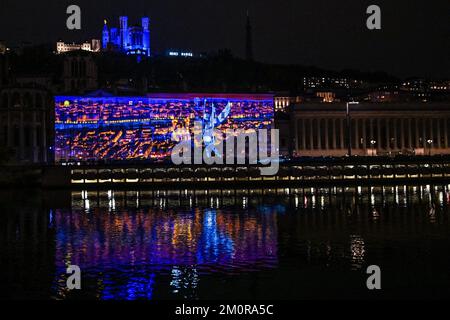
[202,100,231,158]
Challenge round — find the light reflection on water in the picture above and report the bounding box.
[52,204,278,300]
[1,185,450,299]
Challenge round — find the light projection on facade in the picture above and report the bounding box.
[54,94,274,162]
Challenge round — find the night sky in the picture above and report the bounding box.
[0,0,448,78]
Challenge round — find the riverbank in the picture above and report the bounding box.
[2,155,450,189]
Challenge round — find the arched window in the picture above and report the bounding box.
[13,124,20,146]
[71,59,77,77]
[23,92,33,108]
[24,125,31,147]
[81,60,86,76]
[36,126,42,147]
[35,93,43,109]
[1,93,8,108]
[3,126,8,145]
[12,92,20,107]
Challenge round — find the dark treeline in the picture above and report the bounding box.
[5,44,398,94]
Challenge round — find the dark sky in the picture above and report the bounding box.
[0,0,448,78]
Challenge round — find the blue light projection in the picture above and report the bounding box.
[54,94,274,162]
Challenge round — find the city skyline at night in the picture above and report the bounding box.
[0,1,448,78]
[1,0,450,311]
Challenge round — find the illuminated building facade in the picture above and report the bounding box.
[54,93,273,162]
[303,76,363,89]
[166,50,202,58]
[274,95,302,112]
[102,16,151,57]
[290,102,450,157]
[56,39,101,54]
[316,91,336,103]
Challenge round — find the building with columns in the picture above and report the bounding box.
[0,86,54,164]
[274,95,302,112]
[289,102,450,157]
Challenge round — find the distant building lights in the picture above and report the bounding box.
[168,50,194,57]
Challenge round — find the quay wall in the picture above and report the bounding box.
[2,157,450,189]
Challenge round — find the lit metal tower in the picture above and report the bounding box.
[245,10,253,61]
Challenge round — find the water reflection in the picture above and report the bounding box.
[1,185,450,299]
[349,235,365,270]
[52,204,278,299]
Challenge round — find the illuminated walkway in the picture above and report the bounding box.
[40,156,450,189]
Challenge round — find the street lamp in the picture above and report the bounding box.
[370,139,376,156]
[346,101,359,156]
[427,139,433,156]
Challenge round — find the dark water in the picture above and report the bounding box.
[1,186,450,300]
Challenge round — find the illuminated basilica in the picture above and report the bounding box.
[102,16,151,57]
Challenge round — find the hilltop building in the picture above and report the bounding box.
[102,16,151,57]
[56,39,101,54]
